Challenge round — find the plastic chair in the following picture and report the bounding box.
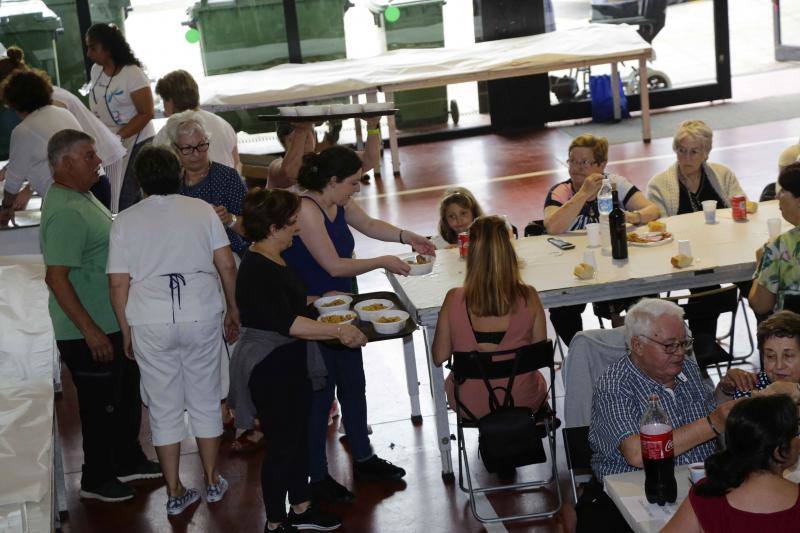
[662,285,741,377]
[450,339,562,523]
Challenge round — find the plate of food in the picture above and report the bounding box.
[402,253,435,275]
[353,299,395,321]
[312,295,353,313]
[317,311,358,325]
[627,231,674,247]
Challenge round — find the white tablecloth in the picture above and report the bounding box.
[197,24,651,110]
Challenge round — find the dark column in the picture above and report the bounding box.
[476,0,549,129]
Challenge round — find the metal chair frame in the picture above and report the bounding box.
[450,340,563,524]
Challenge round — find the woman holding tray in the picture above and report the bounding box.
[230,187,366,532]
[282,145,434,503]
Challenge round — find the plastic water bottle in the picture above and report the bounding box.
[598,177,613,255]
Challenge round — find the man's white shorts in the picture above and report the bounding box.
[132,318,223,446]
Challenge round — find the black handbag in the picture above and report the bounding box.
[456,347,547,473]
[478,402,545,473]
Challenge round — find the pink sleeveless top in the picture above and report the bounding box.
[443,287,547,419]
[689,482,800,532]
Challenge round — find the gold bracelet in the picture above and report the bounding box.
[367,128,381,136]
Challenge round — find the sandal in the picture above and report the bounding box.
[230,430,265,454]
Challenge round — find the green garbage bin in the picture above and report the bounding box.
[41,0,131,97]
[383,0,448,130]
[189,0,346,76]
[189,0,347,134]
[0,0,62,81]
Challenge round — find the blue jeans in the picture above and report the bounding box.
[308,344,372,481]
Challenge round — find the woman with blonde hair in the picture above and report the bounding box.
[432,187,486,249]
[432,215,548,420]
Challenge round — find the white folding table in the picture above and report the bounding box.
[386,202,783,478]
[197,24,654,174]
[603,465,690,532]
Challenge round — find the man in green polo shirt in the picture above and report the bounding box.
[41,129,161,502]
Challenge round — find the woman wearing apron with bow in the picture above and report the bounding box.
[85,23,155,213]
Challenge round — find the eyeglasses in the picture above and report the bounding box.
[640,335,694,355]
[567,158,599,168]
[173,142,210,155]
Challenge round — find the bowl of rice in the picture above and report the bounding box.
[370,310,409,334]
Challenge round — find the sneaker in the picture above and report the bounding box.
[206,474,229,503]
[288,505,341,531]
[337,422,373,436]
[310,475,355,504]
[117,459,163,482]
[79,479,136,502]
[264,524,299,533]
[166,487,200,516]
[353,455,406,481]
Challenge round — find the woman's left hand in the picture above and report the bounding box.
[404,230,436,256]
[214,205,233,226]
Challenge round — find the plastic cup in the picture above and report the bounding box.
[678,240,692,257]
[768,217,782,240]
[701,200,717,224]
[582,250,597,269]
[586,223,601,248]
[689,462,706,484]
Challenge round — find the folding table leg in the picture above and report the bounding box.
[639,55,652,142]
[403,333,422,423]
[611,62,621,121]
[383,89,401,175]
[54,411,68,519]
[423,325,454,479]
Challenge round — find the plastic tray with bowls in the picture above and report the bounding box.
[308,291,416,343]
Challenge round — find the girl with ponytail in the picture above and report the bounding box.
[663,394,800,532]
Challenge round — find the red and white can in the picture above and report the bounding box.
[731,194,747,221]
[457,232,470,259]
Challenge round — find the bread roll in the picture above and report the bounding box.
[574,262,595,280]
[648,220,667,233]
[746,201,758,214]
[670,254,693,269]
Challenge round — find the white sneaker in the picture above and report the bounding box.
[206,474,229,503]
[166,487,199,516]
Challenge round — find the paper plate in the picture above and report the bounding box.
[627,231,674,247]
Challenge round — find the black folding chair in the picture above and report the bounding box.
[563,426,592,504]
[450,339,562,523]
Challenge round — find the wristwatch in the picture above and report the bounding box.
[227,214,238,228]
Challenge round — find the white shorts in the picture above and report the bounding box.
[132,318,223,446]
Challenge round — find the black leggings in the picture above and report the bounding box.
[249,341,312,524]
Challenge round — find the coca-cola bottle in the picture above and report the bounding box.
[639,394,677,505]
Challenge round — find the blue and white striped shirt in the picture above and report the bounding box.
[589,354,717,480]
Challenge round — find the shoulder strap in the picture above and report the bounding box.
[302,195,327,217]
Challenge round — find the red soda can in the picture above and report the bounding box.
[731,195,747,221]
[457,232,469,259]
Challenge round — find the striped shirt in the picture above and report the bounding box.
[589,355,717,480]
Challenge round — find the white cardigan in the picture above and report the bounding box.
[646,161,745,217]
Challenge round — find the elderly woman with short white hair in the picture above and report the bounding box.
[646,120,748,351]
[162,110,249,258]
[647,119,745,218]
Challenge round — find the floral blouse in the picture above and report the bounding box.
[755,225,800,311]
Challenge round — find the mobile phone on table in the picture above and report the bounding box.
[547,237,575,250]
